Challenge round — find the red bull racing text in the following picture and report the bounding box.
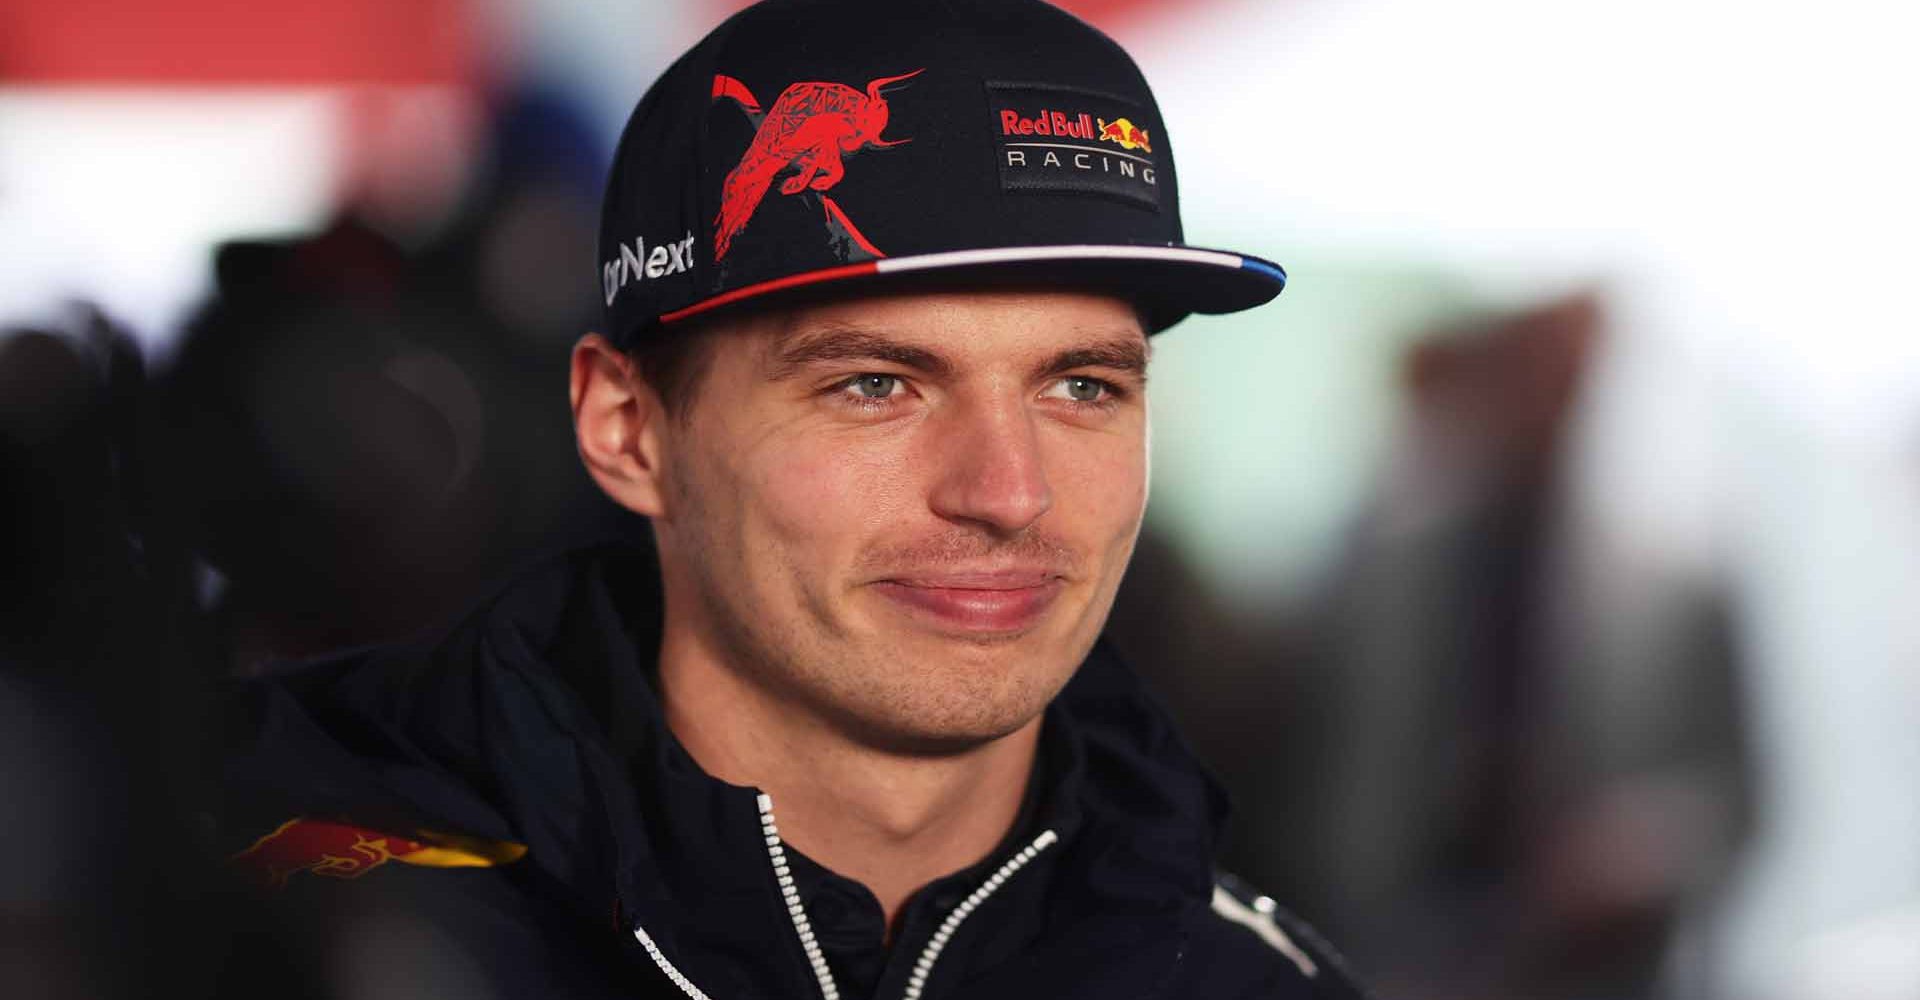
[988,84,1163,211]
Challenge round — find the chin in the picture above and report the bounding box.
[842,703,1045,757]
[824,633,1086,755]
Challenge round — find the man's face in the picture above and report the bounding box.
[649,289,1149,753]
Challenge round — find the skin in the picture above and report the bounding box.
[570,288,1149,930]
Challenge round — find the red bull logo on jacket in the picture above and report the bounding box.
[230,817,528,889]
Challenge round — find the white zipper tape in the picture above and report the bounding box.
[901,828,1060,1000]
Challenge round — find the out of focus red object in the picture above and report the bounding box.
[0,0,479,85]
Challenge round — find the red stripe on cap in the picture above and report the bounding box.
[659,262,880,324]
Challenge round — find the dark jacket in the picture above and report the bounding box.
[220,542,1368,999]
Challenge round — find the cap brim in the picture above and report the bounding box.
[657,244,1286,334]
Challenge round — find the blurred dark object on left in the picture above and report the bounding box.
[0,310,183,671]
[147,84,626,675]
[0,84,627,996]
[0,310,312,1000]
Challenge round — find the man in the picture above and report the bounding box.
[222,1,1366,997]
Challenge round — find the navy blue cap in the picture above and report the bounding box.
[598,0,1286,342]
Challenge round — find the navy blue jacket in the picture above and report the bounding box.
[221,543,1368,999]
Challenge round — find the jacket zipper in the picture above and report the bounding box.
[632,920,716,1000]
[633,794,1059,1000]
[758,793,842,1000]
[899,826,1059,1000]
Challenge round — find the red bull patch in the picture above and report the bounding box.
[710,68,924,265]
[230,817,528,889]
[987,82,1162,212]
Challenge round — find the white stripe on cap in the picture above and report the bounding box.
[874,244,1248,274]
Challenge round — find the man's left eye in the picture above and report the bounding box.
[1045,377,1111,403]
[845,374,901,399]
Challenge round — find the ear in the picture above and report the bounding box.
[570,333,670,518]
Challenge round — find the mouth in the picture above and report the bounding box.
[869,571,1067,636]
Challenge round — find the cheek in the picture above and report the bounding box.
[747,428,922,556]
[1045,428,1149,548]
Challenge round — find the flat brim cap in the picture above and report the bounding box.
[599,0,1285,342]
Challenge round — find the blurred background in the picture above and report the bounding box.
[3,0,1917,998]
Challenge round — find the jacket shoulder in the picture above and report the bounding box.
[1180,873,1373,1000]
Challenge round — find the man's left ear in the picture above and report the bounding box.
[570,333,670,518]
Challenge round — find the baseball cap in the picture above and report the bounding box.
[599,0,1286,343]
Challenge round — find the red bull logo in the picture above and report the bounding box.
[229,817,528,889]
[1000,109,1099,141]
[989,83,1163,211]
[711,68,924,262]
[998,109,1152,156]
[1096,117,1152,154]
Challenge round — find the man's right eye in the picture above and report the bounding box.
[843,374,901,400]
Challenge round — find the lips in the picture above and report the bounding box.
[870,571,1066,635]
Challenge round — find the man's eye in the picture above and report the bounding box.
[843,374,901,400]
[1045,376,1112,403]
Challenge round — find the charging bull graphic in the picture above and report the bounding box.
[230,817,528,889]
[711,69,923,262]
[1097,117,1152,154]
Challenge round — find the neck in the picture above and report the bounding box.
[656,627,1039,929]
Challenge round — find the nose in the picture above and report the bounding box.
[926,396,1054,537]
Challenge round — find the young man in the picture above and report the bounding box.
[223,1,1366,997]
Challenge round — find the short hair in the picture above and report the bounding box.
[625,322,716,423]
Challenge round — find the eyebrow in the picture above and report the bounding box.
[1036,338,1150,382]
[767,327,953,380]
[765,325,1150,383]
